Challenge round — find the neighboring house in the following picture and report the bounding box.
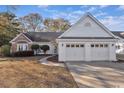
[10,32,63,54]
[112,31,124,53]
[10,13,124,61]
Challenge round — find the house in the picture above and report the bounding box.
[112,31,124,53]
[10,32,63,54]
[57,13,117,61]
[10,13,124,61]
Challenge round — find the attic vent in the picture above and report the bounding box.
[84,22,91,27]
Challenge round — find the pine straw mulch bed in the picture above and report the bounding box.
[47,55,64,63]
[0,57,77,88]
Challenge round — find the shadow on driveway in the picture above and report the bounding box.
[65,61,124,88]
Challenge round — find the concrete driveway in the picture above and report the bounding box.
[65,61,124,88]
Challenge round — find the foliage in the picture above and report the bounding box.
[31,44,40,50]
[1,45,11,56]
[19,13,43,32]
[40,45,50,54]
[31,44,40,55]
[43,18,71,32]
[13,51,34,57]
[0,12,20,46]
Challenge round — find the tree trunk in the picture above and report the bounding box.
[44,51,46,55]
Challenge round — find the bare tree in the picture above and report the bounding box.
[19,13,43,32]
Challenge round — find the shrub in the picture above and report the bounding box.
[31,44,40,54]
[40,45,50,54]
[13,51,34,57]
[1,45,11,56]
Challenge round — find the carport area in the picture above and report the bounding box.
[65,61,124,88]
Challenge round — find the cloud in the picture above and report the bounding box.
[99,5,109,8]
[80,6,96,12]
[86,7,96,12]
[94,11,108,17]
[118,5,124,10]
[38,5,49,8]
[51,9,85,24]
[50,6,101,24]
[39,5,124,31]
[100,15,124,31]
[44,8,58,13]
[80,5,89,9]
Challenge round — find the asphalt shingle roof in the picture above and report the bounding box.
[23,31,124,42]
[24,32,63,42]
[111,31,124,39]
[59,37,115,39]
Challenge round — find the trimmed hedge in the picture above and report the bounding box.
[40,45,50,54]
[13,51,34,57]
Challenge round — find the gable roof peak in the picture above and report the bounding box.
[58,12,117,39]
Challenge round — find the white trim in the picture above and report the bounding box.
[10,33,32,43]
[57,39,117,42]
[15,40,33,44]
[58,12,117,39]
[115,36,124,42]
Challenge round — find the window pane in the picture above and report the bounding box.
[80,44,84,47]
[100,44,103,47]
[76,44,79,47]
[66,44,70,47]
[104,44,108,47]
[95,44,99,47]
[71,44,75,47]
[91,44,94,47]
[62,44,64,47]
[21,45,23,51]
[17,44,28,51]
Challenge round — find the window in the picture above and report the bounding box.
[71,44,75,47]
[17,43,28,51]
[118,45,120,49]
[116,45,120,49]
[62,44,64,47]
[80,44,84,47]
[95,44,99,47]
[66,44,70,47]
[76,44,79,47]
[100,44,103,48]
[91,44,94,47]
[104,44,108,47]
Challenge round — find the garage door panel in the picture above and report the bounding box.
[91,47,109,61]
[65,47,85,61]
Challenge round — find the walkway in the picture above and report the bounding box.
[39,56,65,67]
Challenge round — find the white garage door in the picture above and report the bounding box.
[65,44,85,61]
[91,44,109,61]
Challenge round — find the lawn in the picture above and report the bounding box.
[0,56,77,88]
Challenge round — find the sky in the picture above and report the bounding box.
[0,5,124,31]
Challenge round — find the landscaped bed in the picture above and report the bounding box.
[0,57,77,88]
[47,55,63,63]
